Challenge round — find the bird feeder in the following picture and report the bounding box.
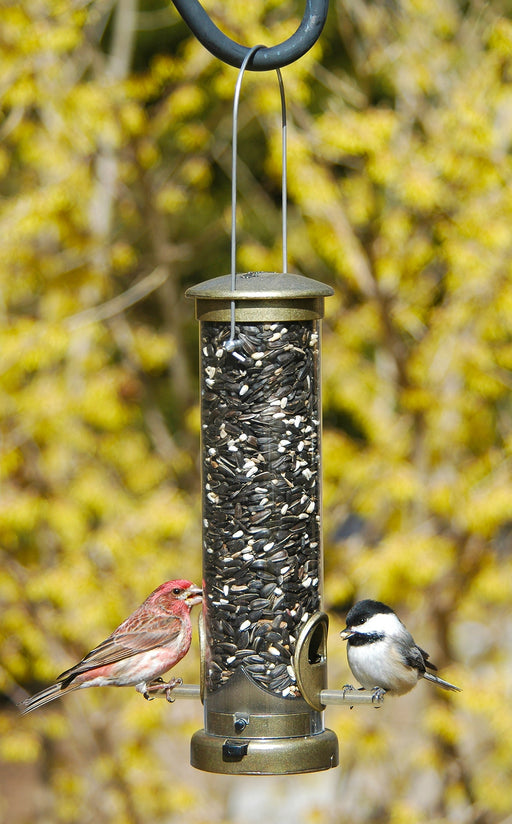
[186,271,338,774]
[153,1,384,777]
[175,0,350,776]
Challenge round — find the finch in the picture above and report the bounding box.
[19,579,202,714]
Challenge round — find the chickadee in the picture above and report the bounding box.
[340,599,461,696]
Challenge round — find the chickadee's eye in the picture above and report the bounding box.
[172,587,182,595]
[357,618,366,625]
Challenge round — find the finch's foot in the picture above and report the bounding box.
[138,678,163,701]
[144,677,183,703]
[371,687,386,706]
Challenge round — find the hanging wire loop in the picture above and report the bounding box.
[225,45,288,350]
[171,0,329,70]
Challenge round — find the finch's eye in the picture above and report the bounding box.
[172,587,182,595]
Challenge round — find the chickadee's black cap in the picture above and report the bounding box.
[345,599,395,625]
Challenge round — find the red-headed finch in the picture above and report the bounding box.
[19,579,202,714]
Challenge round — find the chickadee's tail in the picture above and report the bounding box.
[18,682,79,714]
[423,672,461,692]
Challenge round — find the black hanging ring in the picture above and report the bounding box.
[170,0,329,70]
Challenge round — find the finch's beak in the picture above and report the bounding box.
[184,585,203,606]
[340,627,353,640]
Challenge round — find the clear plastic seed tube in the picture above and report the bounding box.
[201,319,321,699]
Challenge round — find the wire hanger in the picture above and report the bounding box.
[225,45,288,353]
[171,1,327,352]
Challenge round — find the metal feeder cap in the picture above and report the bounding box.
[186,272,334,322]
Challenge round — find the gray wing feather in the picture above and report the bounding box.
[397,639,427,674]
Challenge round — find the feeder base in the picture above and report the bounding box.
[190,729,338,775]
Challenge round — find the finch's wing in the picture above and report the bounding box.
[58,613,184,685]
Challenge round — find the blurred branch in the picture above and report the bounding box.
[108,310,185,466]
[140,177,196,414]
[66,266,169,330]
[89,0,137,262]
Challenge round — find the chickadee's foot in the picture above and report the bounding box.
[341,684,356,709]
[371,687,386,706]
[144,677,183,703]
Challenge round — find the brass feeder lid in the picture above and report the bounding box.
[186,271,334,322]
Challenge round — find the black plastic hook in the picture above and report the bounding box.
[170,0,329,70]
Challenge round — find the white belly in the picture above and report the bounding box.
[347,640,419,695]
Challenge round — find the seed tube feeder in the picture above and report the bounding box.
[186,272,338,774]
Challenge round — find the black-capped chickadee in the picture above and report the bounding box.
[340,599,461,696]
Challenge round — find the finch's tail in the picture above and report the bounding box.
[423,672,461,692]
[18,682,79,714]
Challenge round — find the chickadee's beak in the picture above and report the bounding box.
[340,627,353,640]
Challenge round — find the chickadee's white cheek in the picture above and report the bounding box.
[361,613,403,635]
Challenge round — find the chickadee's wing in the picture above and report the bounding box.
[400,642,427,675]
[417,645,438,671]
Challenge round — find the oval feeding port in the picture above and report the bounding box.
[308,621,325,665]
[293,612,329,712]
